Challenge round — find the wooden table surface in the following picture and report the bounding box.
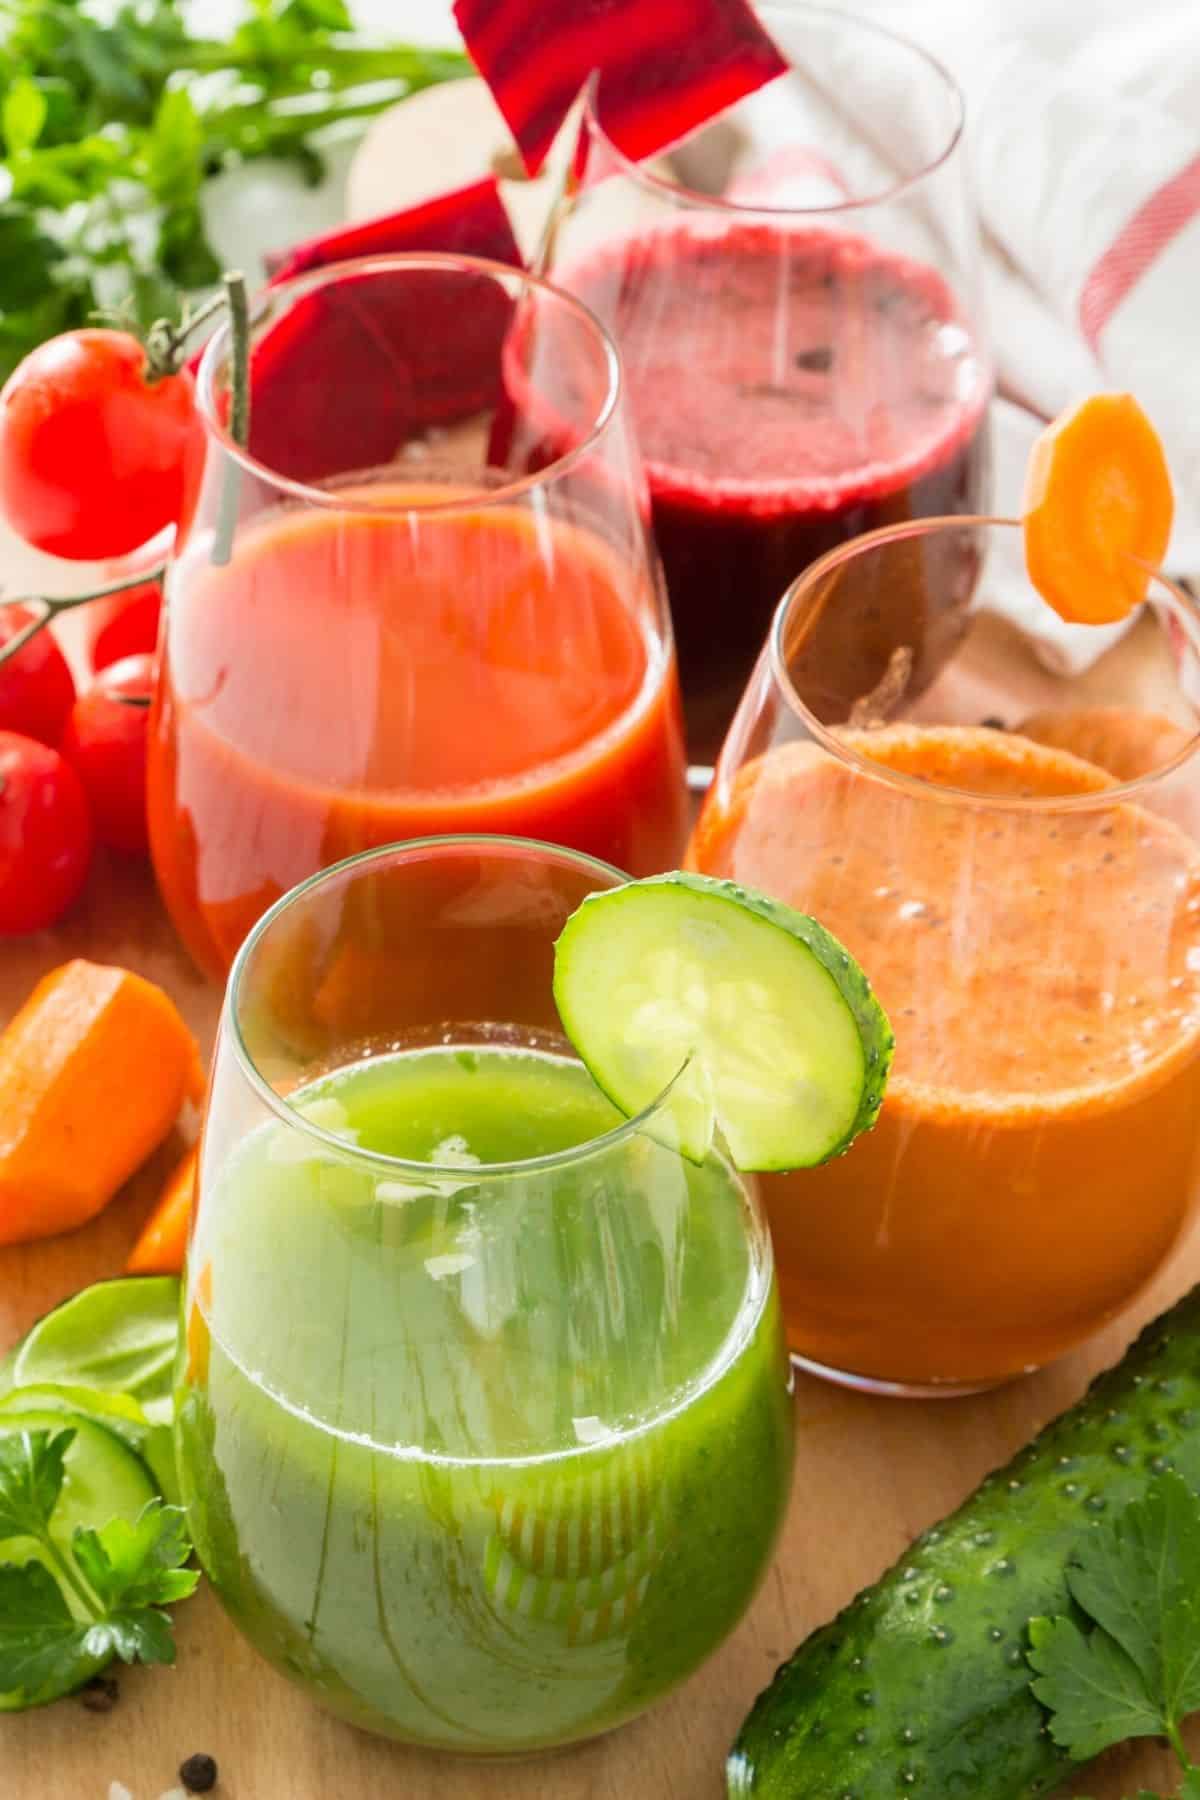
[0,526,1196,1800]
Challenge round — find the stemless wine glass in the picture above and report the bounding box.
[148,255,688,982]
[175,835,794,1753]
[690,517,1200,1395]
[542,3,991,759]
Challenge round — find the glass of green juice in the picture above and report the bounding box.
[175,835,795,1755]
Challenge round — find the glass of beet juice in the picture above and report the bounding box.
[148,256,688,980]
[544,4,992,761]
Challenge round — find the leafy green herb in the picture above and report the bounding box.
[1029,1471,1200,1796]
[2,1276,181,1422]
[0,0,470,376]
[0,1426,197,1705]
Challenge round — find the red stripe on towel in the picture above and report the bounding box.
[1079,152,1200,351]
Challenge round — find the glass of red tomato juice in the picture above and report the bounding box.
[544,3,992,761]
[148,254,688,980]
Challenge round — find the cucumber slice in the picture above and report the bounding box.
[0,1384,178,1506]
[553,872,893,1170]
[0,1409,157,1710]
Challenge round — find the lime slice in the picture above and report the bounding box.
[553,872,893,1170]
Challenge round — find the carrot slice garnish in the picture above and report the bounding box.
[1022,393,1174,625]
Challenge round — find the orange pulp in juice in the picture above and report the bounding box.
[691,724,1200,1388]
[148,490,687,979]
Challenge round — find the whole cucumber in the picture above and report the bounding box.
[729,1286,1200,1798]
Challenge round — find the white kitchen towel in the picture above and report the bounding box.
[814,0,1200,572]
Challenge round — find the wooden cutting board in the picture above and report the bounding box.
[0,543,1194,1796]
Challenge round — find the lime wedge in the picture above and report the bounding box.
[553,872,893,1170]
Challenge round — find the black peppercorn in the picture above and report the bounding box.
[179,1752,218,1793]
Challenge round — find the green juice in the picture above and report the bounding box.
[176,1044,794,1753]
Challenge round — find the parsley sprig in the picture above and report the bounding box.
[0,0,469,378]
[1029,1470,1200,1799]
[0,1427,198,1704]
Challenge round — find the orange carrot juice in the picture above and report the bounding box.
[691,723,1200,1390]
[149,489,687,980]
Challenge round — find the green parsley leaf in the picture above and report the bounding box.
[1028,1473,1200,1790]
[1066,1471,1200,1725]
[2,76,48,155]
[1028,1613,1164,1758]
[86,1606,176,1668]
[72,1502,199,1617]
[0,1498,198,1702]
[0,1428,73,1543]
[0,1561,99,1699]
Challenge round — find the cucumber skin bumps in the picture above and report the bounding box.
[729,1286,1200,1798]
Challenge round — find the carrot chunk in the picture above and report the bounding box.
[126,1145,197,1276]
[1022,392,1174,625]
[0,959,205,1246]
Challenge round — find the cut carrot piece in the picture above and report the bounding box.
[126,1146,197,1276]
[1022,392,1174,625]
[0,960,206,1247]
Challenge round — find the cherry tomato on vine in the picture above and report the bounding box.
[0,606,75,745]
[60,653,154,854]
[0,330,204,560]
[86,579,163,673]
[0,731,93,933]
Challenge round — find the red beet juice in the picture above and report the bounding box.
[561,222,992,757]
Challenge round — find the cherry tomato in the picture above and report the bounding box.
[60,654,154,855]
[0,730,93,932]
[0,607,75,745]
[0,330,204,560]
[86,579,163,673]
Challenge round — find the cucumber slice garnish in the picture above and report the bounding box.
[553,872,892,1170]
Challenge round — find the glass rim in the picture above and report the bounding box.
[194,252,624,517]
[768,513,1200,814]
[581,1,966,219]
[226,834,691,1179]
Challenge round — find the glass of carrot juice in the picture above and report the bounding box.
[148,255,688,980]
[689,514,1200,1394]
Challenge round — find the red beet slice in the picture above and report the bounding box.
[263,175,524,282]
[453,0,787,176]
[247,264,515,486]
[221,180,522,486]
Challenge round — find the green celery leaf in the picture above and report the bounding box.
[1181,1770,1200,1800]
[0,1430,73,1542]
[3,76,48,154]
[0,1562,97,1698]
[1027,1614,1164,1759]
[1067,1471,1200,1725]
[72,1502,199,1614]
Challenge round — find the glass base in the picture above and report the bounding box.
[789,1348,1013,1399]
